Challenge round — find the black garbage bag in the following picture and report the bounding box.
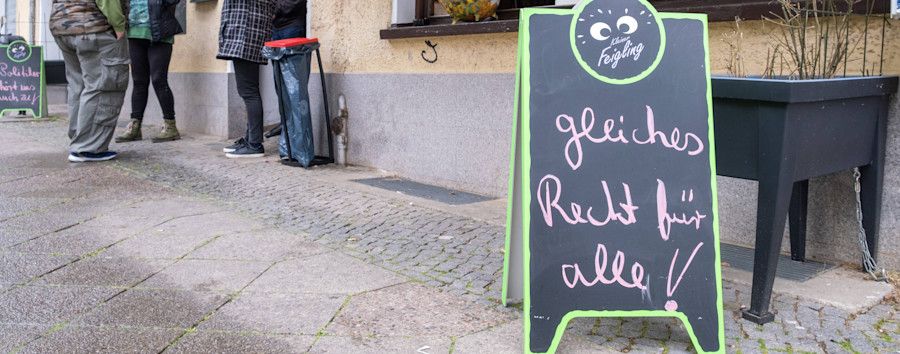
[262,40,320,167]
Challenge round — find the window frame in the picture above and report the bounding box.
[379,0,890,39]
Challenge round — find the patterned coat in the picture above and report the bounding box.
[217,0,276,64]
[49,0,126,36]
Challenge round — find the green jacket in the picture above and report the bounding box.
[49,0,126,36]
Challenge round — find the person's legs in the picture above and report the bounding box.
[148,42,175,120]
[226,59,264,158]
[232,59,263,146]
[128,38,151,120]
[147,42,180,142]
[68,31,129,156]
[53,35,83,142]
[117,38,150,142]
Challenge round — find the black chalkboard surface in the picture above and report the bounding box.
[502,0,723,353]
[0,41,43,117]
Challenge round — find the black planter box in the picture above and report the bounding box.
[711,75,899,324]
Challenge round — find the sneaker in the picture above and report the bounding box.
[69,151,117,162]
[223,137,246,153]
[225,144,264,159]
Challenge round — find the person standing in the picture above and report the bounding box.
[50,0,129,162]
[273,0,306,40]
[218,0,276,158]
[115,0,184,143]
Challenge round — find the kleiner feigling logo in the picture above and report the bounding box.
[571,0,665,84]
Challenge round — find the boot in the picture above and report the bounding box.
[152,119,181,143]
[115,119,142,142]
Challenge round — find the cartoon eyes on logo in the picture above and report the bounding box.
[589,15,638,41]
[6,42,29,62]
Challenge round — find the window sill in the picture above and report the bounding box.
[380,19,519,39]
[380,1,890,40]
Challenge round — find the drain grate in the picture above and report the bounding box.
[720,243,836,282]
[354,177,495,205]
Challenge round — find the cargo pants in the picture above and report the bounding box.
[54,30,129,154]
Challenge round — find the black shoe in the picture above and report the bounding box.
[264,125,282,139]
[225,144,264,159]
[223,137,246,153]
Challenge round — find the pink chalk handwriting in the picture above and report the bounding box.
[665,242,704,310]
[562,243,646,290]
[656,179,707,241]
[537,174,638,228]
[0,63,40,78]
[556,105,704,171]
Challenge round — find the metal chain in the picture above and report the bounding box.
[854,168,888,282]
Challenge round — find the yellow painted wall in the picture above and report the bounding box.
[310,0,517,74]
[308,0,900,77]
[170,0,226,73]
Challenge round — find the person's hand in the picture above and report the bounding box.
[116,31,124,39]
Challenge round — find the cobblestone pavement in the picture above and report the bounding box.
[3,113,900,353]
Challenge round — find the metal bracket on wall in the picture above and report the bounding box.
[421,40,438,63]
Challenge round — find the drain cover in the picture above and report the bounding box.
[354,177,494,205]
[720,243,835,282]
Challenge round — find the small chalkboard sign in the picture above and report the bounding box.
[0,41,43,118]
[502,0,723,353]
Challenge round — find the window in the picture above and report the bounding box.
[380,0,890,40]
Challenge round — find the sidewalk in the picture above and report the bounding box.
[0,103,897,353]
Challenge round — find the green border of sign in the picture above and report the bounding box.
[505,5,723,354]
[569,0,666,85]
[0,43,43,118]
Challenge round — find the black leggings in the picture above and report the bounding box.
[129,38,175,120]
[233,59,264,145]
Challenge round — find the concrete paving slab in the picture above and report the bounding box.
[79,211,174,240]
[0,166,98,199]
[9,225,130,256]
[0,323,53,352]
[0,229,34,250]
[244,252,408,295]
[34,257,174,287]
[2,197,131,236]
[153,212,269,238]
[75,289,231,329]
[167,332,315,353]
[200,292,347,335]
[0,285,118,324]
[114,198,223,220]
[451,321,616,354]
[187,228,330,261]
[139,259,270,292]
[0,197,67,222]
[309,335,452,354]
[722,265,894,314]
[102,230,215,259]
[16,325,184,354]
[453,322,523,354]
[328,282,515,338]
[0,252,77,285]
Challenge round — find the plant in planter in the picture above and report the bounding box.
[438,0,500,23]
[713,0,898,325]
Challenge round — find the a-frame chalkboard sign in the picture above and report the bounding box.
[0,41,43,118]
[502,0,724,352]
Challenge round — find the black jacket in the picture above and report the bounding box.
[273,0,305,30]
[146,0,184,42]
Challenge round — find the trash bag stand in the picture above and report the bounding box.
[271,40,334,168]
